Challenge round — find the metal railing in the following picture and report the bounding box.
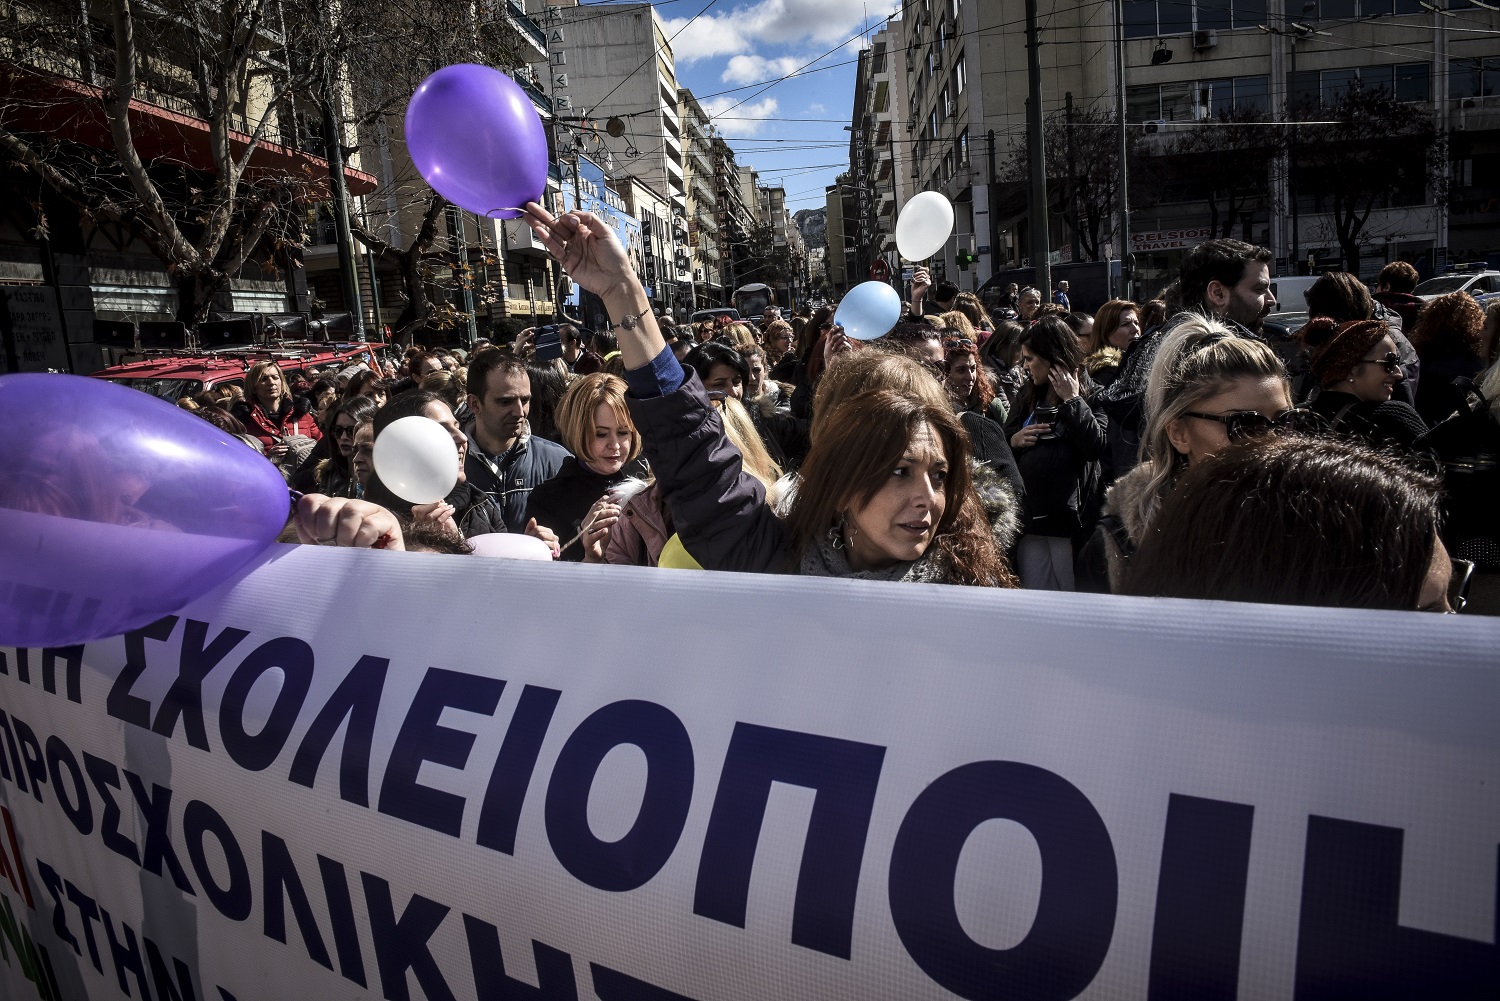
[505,0,548,52]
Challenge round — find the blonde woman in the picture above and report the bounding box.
[231,360,321,463]
[1077,314,1303,592]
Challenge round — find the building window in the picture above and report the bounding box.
[939,83,951,120]
[954,52,966,95]
[1395,63,1429,102]
[1123,0,1266,38]
[929,109,939,139]
[1126,84,1161,123]
[1450,57,1500,100]
[957,129,969,165]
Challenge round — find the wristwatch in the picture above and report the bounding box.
[607,310,646,333]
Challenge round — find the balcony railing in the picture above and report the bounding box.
[505,0,548,52]
[515,73,553,116]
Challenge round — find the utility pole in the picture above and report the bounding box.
[1114,0,1131,297]
[322,97,366,335]
[1065,91,1080,264]
[987,129,1000,278]
[1289,27,1301,274]
[1025,0,1051,298]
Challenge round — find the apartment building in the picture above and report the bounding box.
[527,0,690,315]
[712,135,761,297]
[679,89,724,306]
[849,28,918,287]
[880,0,1498,296]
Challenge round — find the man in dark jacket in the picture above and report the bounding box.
[462,349,571,531]
[1373,261,1425,333]
[1095,239,1277,478]
[562,324,603,375]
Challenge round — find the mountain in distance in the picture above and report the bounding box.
[793,208,826,249]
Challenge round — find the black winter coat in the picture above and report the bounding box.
[1309,390,1427,451]
[1004,385,1107,538]
[627,373,791,575]
[1414,345,1485,428]
[1416,393,1500,570]
[524,455,649,562]
[960,412,1026,506]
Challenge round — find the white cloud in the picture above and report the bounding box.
[808,103,827,113]
[665,0,899,66]
[700,96,780,134]
[721,54,805,86]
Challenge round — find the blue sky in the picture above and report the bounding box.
[642,0,900,215]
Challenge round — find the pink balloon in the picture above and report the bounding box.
[469,533,555,561]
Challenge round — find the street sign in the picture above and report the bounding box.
[870,259,891,282]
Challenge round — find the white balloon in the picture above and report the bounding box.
[833,281,904,341]
[372,415,459,504]
[468,533,555,560]
[895,191,955,262]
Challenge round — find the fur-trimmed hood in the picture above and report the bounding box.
[1101,461,1159,548]
[970,463,1023,555]
[1085,346,1123,375]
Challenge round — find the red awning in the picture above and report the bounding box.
[0,65,377,197]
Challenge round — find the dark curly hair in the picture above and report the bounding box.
[1410,291,1485,356]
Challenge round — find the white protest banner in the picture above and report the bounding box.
[0,545,1497,1001]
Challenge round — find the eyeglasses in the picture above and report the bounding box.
[1354,352,1401,375]
[332,424,358,439]
[1448,558,1475,614]
[943,337,975,350]
[1183,407,1322,441]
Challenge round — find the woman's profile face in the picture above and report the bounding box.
[1020,347,1051,387]
[351,425,376,486]
[1166,375,1293,466]
[1347,335,1402,403]
[845,420,949,569]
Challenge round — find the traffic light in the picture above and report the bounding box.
[957,249,978,271]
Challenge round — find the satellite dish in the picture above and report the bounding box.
[606,116,626,138]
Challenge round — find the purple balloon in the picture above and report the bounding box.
[406,64,548,219]
[0,374,289,648]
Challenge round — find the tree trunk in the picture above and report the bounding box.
[174,268,229,324]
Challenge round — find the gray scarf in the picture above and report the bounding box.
[798,533,948,584]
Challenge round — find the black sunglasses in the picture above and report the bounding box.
[1355,352,1401,375]
[1448,558,1475,614]
[944,337,976,349]
[332,424,359,439]
[1183,407,1322,441]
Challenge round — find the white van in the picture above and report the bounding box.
[1269,275,1321,312]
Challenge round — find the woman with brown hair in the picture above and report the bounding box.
[1083,299,1140,388]
[1300,270,1420,406]
[943,337,1006,425]
[1301,318,1426,449]
[950,292,995,335]
[1410,291,1488,426]
[521,201,1012,584]
[1122,435,1460,612]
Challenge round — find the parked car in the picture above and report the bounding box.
[92,343,379,401]
[1415,270,1500,302]
[690,307,741,325]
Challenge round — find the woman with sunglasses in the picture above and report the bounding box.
[312,395,378,498]
[1301,318,1427,450]
[1077,315,1298,592]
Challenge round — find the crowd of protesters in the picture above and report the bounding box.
[223,205,1496,614]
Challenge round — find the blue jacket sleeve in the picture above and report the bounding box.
[626,370,791,574]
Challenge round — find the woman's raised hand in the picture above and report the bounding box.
[523,202,634,300]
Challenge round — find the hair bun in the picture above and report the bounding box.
[1298,316,1338,349]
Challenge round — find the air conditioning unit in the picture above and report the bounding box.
[693,268,705,282]
[1143,119,1167,134]
[1192,30,1217,50]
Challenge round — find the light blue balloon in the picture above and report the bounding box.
[833,281,903,341]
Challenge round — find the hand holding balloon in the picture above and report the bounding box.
[834,282,904,341]
[896,192,956,261]
[372,416,459,505]
[0,374,288,648]
[406,65,548,219]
